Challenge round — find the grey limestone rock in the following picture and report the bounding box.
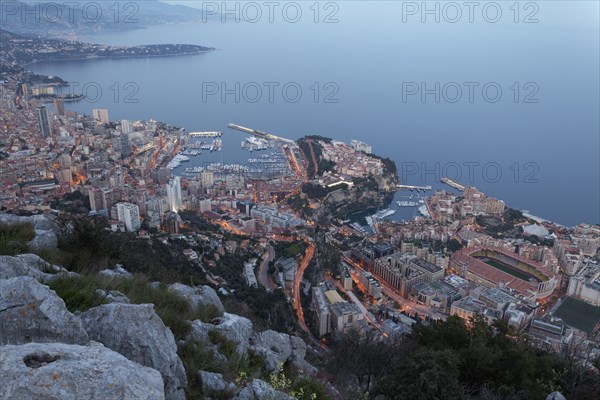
[189,312,254,356]
[0,253,75,281]
[80,303,187,400]
[198,370,236,396]
[250,330,312,373]
[168,282,225,314]
[234,379,294,400]
[0,341,165,400]
[95,289,130,304]
[0,276,89,345]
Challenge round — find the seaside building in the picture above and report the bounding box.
[92,108,110,124]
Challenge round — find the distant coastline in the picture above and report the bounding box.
[24,49,217,67]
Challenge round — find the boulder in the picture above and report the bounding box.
[249,330,311,373]
[99,263,132,278]
[187,320,228,362]
[0,253,74,281]
[189,313,254,356]
[546,392,567,400]
[95,289,130,304]
[250,330,293,373]
[0,341,164,399]
[198,370,236,396]
[290,335,307,363]
[235,379,294,400]
[168,282,225,314]
[0,277,89,345]
[29,229,58,250]
[0,213,58,250]
[80,303,187,400]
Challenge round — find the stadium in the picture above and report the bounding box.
[451,246,559,300]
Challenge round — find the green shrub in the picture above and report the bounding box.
[0,222,35,255]
[48,275,108,312]
[49,274,221,339]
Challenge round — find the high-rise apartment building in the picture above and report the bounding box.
[36,106,51,137]
[92,108,110,124]
[166,176,183,212]
[117,202,141,232]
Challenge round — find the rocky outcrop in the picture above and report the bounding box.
[319,187,388,221]
[0,253,75,281]
[99,263,132,278]
[188,312,254,355]
[0,213,58,250]
[80,303,187,400]
[235,379,294,400]
[168,282,225,315]
[95,289,130,304]
[198,370,236,396]
[0,277,89,345]
[0,341,165,399]
[250,330,310,373]
[188,316,313,374]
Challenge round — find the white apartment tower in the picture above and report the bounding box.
[117,202,141,232]
[166,176,183,212]
[121,119,133,134]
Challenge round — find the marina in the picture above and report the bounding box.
[241,136,274,151]
[179,149,201,156]
[167,154,190,170]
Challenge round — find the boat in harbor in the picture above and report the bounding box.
[167,154,190,169]
[397,201,419,207]
[179,149,201,156]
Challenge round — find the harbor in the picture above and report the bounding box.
[169,125,294,182]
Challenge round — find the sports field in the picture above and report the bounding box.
[475,257,539,282]
[554,297,600,334]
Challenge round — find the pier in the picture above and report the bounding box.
[441,177,465,191]
[188,131,222,137]
[228,123,295,144]
[397,184,432,191]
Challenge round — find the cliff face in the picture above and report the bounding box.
[297,137,399,220]
[318,186,394,221]
[373,172,399,192]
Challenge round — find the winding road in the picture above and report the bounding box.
[258,244,276,292]
[293,242,315,333]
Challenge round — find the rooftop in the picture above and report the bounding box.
[324,290,344,304]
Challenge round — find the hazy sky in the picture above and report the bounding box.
[162,0,599,29]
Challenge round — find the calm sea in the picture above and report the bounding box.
[30,1,600,226]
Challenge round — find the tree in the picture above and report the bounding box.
[376,348,465,400]
[327,327,403,391]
